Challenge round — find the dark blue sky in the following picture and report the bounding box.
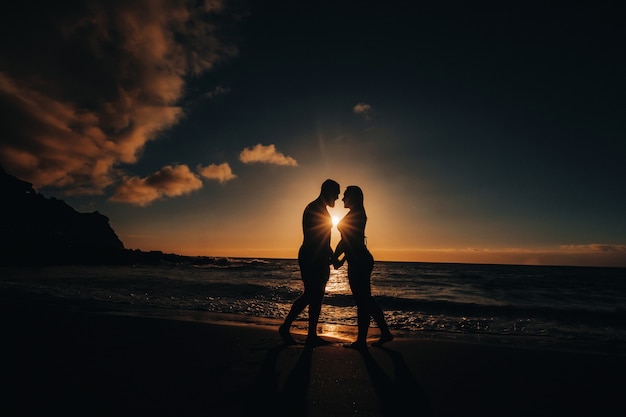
[1,1,624,265]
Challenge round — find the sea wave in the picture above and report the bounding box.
[2,260,625,353]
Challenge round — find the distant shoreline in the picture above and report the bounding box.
[4,252,626,269]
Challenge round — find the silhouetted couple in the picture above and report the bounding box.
[279,179,393,349]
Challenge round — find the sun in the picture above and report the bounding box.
[329,207,348,227]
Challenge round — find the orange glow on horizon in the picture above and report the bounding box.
[125,241,626,268]
[117,185,626,269]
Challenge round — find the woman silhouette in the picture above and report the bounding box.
[333,186,393,349]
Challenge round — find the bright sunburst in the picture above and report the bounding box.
[332,215,340,227]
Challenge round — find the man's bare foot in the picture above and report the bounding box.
[279,324,297,345]
[371,332,394,347]
[305,335,331,347]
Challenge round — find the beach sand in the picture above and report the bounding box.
[2,292,624,417]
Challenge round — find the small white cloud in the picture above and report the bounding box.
[205,85,230,99]
[197,162,237,183]
[353,102,372,120]
[239,144,298,166]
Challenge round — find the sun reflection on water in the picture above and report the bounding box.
[325,267,350,294]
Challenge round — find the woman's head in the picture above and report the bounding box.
[343,185,364,209]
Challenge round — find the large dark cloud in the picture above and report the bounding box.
[0,0,239,194]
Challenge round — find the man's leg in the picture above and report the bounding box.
[279,293,309,344]
[305,265,330,346]
[307,285,324,338]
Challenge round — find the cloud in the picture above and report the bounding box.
[353,102,372,120]
[378,245,626,267]
[560,244,626,253]
[239,144,298,166]
[109,164,203,206]
[0,0,238,194]
[197,162,237,183]
[205,85,231,99]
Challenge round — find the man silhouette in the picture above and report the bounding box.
[279,179,340,346]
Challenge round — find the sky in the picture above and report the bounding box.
[1,1,625,267]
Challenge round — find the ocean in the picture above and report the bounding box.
[2,259,625,354]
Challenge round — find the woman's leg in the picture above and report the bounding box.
[355,294,371,343]
[349,268,371,346]
[369,298,393,343]
[368,299,385,329]
[363,254,393,345]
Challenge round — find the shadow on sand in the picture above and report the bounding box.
[244,343,429,417]
[243,344,313,416]
[360,346,431,417]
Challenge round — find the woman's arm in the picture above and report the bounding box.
[332,240,346,269]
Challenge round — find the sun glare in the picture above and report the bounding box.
[332,215,340,227]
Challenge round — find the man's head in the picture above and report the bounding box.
[320,179,340,207]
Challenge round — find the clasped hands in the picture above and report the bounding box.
[331,256,345,270]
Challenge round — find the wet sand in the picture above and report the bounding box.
[2,292,624,416]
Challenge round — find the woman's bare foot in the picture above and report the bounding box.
[279,324,297,345]
[342,341,367,350]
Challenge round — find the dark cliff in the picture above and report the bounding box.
[0,168,227,266]
[0,167,125,265]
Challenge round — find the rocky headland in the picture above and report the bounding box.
[0,167,220,266]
